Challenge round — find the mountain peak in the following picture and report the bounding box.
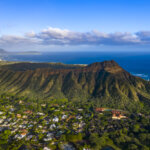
[89,60,118,67]
[87,60,123,73]
[0,60,149,107]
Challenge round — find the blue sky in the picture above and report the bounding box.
[0,0,150,51]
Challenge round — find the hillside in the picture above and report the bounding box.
[0,60,150,110]
[0,48,7,54]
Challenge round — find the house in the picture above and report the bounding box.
[26,135,33,141]
[43,137,52,141]
[62,114,67,120]
[9,108,15,112]
[46,132,54,138]
[19,100,23,104]
[41,104,46,107]
[78,109,83,111]
[20,132,27,138]
[43,147,51,150]
[23,115,27,119]
[41,129,47,133]
[2,116,6,119]
[38,125,42,128]
[49,124,56,130]
[20,129,28,133]
[16,114,21,118]
[19,125,24,128]
[37,112,44,116]
[24,110,33,115]
[28,124,33,128]
[0,119,4,124]
[52,117,59,122]
[76,115,83,120]
[95,108,106,112]
[55,109,60,112]
[0,111,4,115]
[112,113,127,120]
[78,121,85,128]
[14,134,20,139]
[61,143,75,150]
[14,132,27,140]
[11,128,18,134]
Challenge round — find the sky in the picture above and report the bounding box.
[0,0,150,52]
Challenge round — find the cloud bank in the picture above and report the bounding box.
[0,27,150,51]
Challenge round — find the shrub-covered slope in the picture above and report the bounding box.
[0,60,150,109]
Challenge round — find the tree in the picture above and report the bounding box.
[127,144,138,150]
[89,133,102,149]
[0,130,11,145]
[66,133,82,143]
[133,124,140,132]
[141,145,149,150]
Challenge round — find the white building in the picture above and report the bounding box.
[52,117,59,122]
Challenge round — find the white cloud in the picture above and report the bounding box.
[25,31,36,38]
[136,31,150,41]
[0,27,150,51]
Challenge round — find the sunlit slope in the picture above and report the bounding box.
[0,60,150,108]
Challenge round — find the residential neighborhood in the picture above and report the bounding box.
[0,95,149,150]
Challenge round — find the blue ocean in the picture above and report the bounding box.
[4,51,150,80]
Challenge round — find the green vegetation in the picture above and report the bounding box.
[0,61,150,149]
[0,60,150,113]
[0,94,149,150]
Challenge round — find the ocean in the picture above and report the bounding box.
[3,51,150,80]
